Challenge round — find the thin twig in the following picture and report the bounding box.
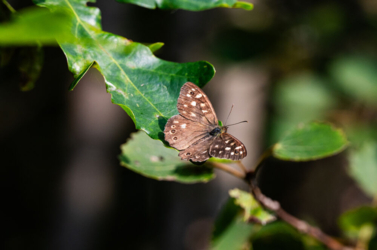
[207,161,245,179]
[251,146,273,173]
[236,161,248,173]
[247,177,355,250]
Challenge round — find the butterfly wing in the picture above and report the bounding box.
[177,82,218,128]
[178,134,216,162]
[164,114,209,150]
[209,133,247,161]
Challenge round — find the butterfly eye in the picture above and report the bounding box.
[173,137,178,140]
[171,129,176,133]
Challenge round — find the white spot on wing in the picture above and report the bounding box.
[240,151,243,154]
[192,88,196,91]
[202,150,207,153]
[215,145,219,148]
[202,110,208,113]
[184,104,188,107]
[225,140,229,143]
[230,142,235,146]
[200,103,206,107]
[191,101,196,106]
[225,147,231,150]
[191,113,196,117]
[235,146,242,149]
[196,94,202,98]
[231,152,234,155]
[173,120,179,123]
[187,94,191,97]
[181,124,186,128]
[219,151,222,154]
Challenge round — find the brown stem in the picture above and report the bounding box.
[248,178,355,250]
[207,161,245,179]
[236,161,248,173]
[252,146,273,173]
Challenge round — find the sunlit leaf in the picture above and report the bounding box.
[35,0,215,141]
[119,131,215,183]
[117,0,253,11]
[229,189,275,224]
[273,122,348,161]
[348,142,377,198]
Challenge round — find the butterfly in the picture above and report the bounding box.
[164,82,247,162]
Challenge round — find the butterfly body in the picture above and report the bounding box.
[164,82,247,162]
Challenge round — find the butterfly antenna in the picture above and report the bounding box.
[224,104,234,126]
[226,121,248,127]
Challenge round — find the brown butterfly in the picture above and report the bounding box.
[164,82,247,162]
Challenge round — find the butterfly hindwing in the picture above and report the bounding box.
[178,134,216,162]
[209,133,247,161]
[164,114,210,150]
[177,82,218,127]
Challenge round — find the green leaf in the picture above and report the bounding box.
[229,189,275,224]
[0,6,73,45]
[35,0,215,141]
[339,206,377,238]
[212,216,254,250]
[119,131,215,183]
[348,142,377,198]
[117,0,253,11]
[251,222,305,250]
[273,122,348,161]
[330,55,377,106]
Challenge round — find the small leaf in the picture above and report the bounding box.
[348,142,377,198]
[0,6,73,45]
[229,188,275,224]
[251,222,305,250]
[119,131,215,183]
[212,198,255,250]
[273,122,348,161]
[339,206,377,240]
[147,42,164,53]
[117,0,253,11]
[18,46,43,91]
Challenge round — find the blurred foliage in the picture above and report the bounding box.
[117,0,253,11]
[0,1,44,91]
[348,142,377,198]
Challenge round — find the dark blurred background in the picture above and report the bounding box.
[1,0,377,249]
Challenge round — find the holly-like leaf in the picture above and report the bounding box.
[348,142,377,198]
[117,0,253,11]
[34,0,215,141]
[273,122,348,161]
[119,131,215,183]
[229,188,275,224]
[0,6,72,45]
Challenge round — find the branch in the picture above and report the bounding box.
[207,161,246,179]
[247,175,355,250]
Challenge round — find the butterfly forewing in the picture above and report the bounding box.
[209,133,247,161]
[177,82,218,127]
[164,114,209,150]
